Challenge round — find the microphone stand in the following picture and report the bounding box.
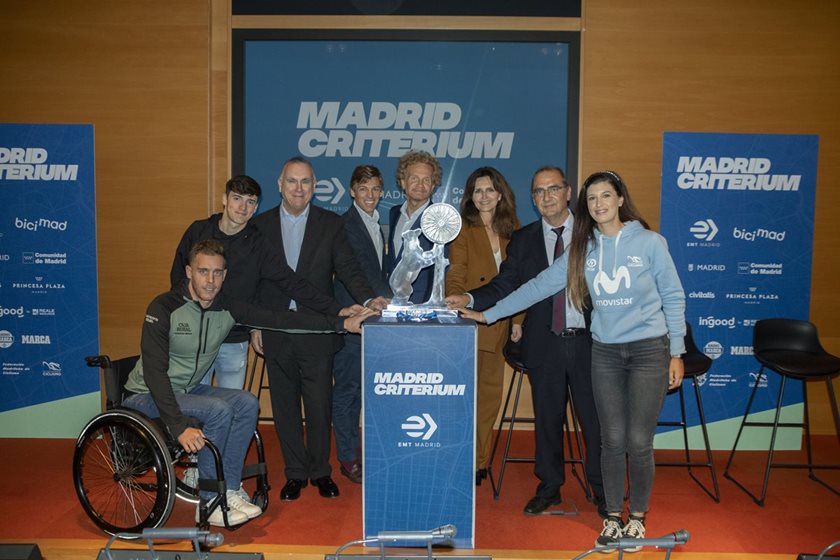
[97,528,262,560]
[102,529,223,560]
[571,529,690,560]
[326,525,490,560]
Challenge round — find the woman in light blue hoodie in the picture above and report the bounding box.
[460,171,685,551]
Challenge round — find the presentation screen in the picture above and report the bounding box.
[233,30,580,225]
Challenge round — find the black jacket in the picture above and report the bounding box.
[171,214,341,343]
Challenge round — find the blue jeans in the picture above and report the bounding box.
[332,334,361,464]
[591,335,670,514]
[201,341,248,389]
[124,384,259,500]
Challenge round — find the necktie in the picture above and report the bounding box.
[551,226,566,335]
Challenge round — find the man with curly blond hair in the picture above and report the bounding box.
[387,150,443,303]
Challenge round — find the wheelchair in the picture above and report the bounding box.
[72,355,270,535]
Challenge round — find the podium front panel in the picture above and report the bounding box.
[362,317,476,549]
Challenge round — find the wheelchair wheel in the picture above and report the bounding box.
[73,410,177,534]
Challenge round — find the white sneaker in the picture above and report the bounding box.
[197,502,248,527]
[226,489,262,519]
[622,516,646,553]
[233,483,252,503]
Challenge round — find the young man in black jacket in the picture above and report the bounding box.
[171,175,345,389]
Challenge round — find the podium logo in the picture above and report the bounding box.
[401,413,437,440]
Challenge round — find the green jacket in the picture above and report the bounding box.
[125,282,344,437]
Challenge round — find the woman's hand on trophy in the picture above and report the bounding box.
[457,308,486,324]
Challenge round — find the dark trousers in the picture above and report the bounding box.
[591,335,670,514]
[332,333,362,464]
[264,332,335,480]
[529,333,603,501]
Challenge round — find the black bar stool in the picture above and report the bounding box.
[245,349,274,422]
[656,322,721,502]
[724,318,840,506]
[487,340,590,501]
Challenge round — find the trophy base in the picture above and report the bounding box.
[382,304,459,322]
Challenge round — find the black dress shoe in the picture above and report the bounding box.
[340,463,363,484]
[280,478,308,501]
[311,476,340,498]
[523,494,562,515]
[475,468,488,486]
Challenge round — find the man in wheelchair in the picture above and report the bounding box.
[121,239,374,526]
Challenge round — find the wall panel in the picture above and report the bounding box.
[2,1,837,433]
[0,1,212,358]
[580,0,840,432]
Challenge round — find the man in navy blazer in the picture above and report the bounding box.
[333,165,393,483]
[387,150,442,303]
[447,166,605,517]
[252,157,387,502]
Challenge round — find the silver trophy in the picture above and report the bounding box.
[385,203,462,320]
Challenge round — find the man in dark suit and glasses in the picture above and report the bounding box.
[446,166,605,517]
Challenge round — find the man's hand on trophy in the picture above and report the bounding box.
[339,304,366,317]
[445,294,469,309]
[457,308,486,324]
[367,296,390,311]
[343,307,379,334]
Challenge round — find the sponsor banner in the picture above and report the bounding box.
[363,318,475,548]
[0,124,99,431]
[659,132,817,446]
[240,39,574,224]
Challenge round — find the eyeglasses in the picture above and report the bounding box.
[406,175,433,187]
[532,184,569,198]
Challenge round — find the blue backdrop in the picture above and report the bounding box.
[0,124,99,436]
[659,132,818,448]
[239,38,574,224]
